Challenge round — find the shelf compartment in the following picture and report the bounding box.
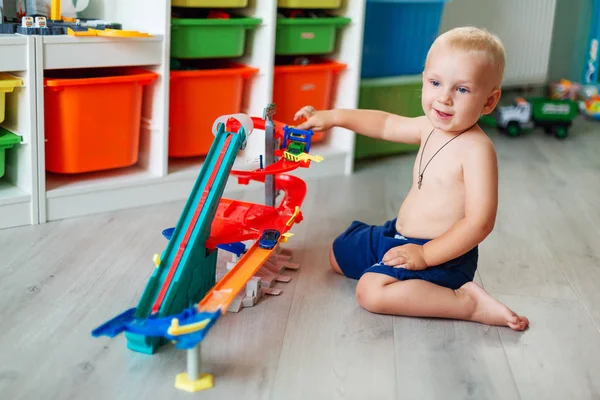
[173,0,248,6]
[43,67,158,174]
[0,73,23,124]
[273,58,346,142]
[40,35,164,69]
[0,35,28,72]
[170,16,261,59]
[169,60,258,158]
[276,16,350,55]
[0,127,23,178]
[278,0,343,8]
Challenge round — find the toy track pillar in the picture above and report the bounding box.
[175,344,214,392]
[263,103,277,207]
[51,0,61,21]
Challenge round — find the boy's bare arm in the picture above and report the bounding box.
[294,107,426,145]
[422,140,498,266]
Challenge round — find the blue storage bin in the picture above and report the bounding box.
[361,0,450,78]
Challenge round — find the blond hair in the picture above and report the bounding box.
[427,26,506,88]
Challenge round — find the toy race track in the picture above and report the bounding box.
[91,105,322,393]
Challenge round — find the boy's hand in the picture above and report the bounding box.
[294,106,336,131]
[382,244,428,270]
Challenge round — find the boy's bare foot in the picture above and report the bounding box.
[461,282,529,331]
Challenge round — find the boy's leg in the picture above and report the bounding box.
[356,272,529,331]
[329,245,343,275]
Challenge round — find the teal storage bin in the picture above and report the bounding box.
[354,75,423,160]
[361,0,451,78]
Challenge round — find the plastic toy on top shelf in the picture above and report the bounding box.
[480,96,579,139]
[1,0,151,37]
[91,104,322,393]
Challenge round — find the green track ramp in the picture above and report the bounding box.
[126,123,245,354]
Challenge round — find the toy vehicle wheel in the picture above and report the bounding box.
[553,126,568,139]
[506,121,520,137]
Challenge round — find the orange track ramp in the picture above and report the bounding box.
[198,241,279,313]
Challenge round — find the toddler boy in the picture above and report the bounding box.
[294,27,528,331]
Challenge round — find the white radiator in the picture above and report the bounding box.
[439,0,557,87]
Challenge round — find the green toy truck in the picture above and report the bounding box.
[482,97,578,139]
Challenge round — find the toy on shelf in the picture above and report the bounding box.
[480,96,578,139]
[91,104,322,393]
[550,79,581,101]
[0,0,150,36]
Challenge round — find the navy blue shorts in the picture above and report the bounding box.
[332,219,478,290]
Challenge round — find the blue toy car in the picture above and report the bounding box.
[259,229,281,249]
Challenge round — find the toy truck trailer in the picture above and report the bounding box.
[492,97,578,139]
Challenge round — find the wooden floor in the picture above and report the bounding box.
[2,119,600,400]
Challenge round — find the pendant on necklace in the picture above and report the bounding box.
[418,174,423,189]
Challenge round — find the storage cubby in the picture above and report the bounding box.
[0,35,38,229]
[0,0,365,226]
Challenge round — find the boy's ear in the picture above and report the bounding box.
[481,88,501,115]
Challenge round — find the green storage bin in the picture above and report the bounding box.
[171,17,261,59]
[278,0,342,8]
[0,127,22,178]
[354,75,423,160]
[173,0,248,7]
[276,17,351,55]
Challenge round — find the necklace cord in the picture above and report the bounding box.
[417,124,475,189]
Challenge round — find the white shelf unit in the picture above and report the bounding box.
[30,0,365,224]
[0,35,38,229]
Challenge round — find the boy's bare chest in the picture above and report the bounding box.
[413,140,463,188]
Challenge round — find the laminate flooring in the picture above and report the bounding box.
[1,120,600,400]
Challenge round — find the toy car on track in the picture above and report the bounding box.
[259,229,281,249]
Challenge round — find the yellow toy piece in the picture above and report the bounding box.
[167,318,210,336]
[175,372,214,393]
[283,151,324,163]
[95,28,153,38]
[298,153,324,162]
[286,206,301,227]
[281,232,294,243]
[67,27,153,38]
[153,254,161,267]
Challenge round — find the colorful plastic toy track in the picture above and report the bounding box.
[92,107,322,392]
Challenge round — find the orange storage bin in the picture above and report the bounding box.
[169,60,258,157]
[273,58,346,142]
[44,67,158,174]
